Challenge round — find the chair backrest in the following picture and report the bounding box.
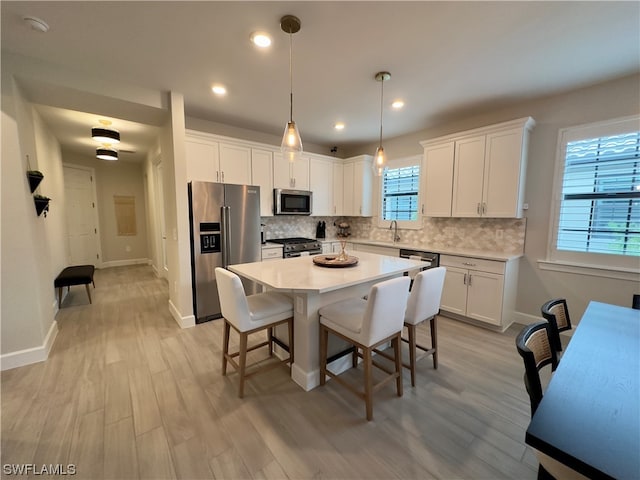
[405,267,446,326]
[362,276,411,346]
[633,294,640,310]
[541,298,572,352]
[516,321,558,415]
[215,267,252,331]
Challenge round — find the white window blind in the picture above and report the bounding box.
[557,131,640,257]
[382,164,420,221]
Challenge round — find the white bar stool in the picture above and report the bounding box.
[318,276,411,421]
[404,266,446,385]
[215,267,294,398]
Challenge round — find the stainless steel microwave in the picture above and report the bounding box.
[273,188,313,215]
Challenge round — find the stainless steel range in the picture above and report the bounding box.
[269,237,322,258]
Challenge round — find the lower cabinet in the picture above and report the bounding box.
[261,245,283,261]
[351,243,399,256]
[440,254,518,330]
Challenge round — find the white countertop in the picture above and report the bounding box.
[229,251,424,294]
[315,237,522,262]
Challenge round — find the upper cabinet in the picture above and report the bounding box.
[343,155,373,217]
[251,148,274,217]
[185,132,251,185]
[309,157,334,216]
[420,117,535,218]
[273,153,310,190]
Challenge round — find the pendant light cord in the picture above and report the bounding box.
[289,30,294,123]
[378,77,384,148]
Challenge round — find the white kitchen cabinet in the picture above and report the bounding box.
[352,243,399,256]
[273,153,310,190]
[343,155,373,216]
[332,162,344,216]
[261,244,283,261]
[421,141,455,216]
[251,148,274,217]
[420,117,535,219]
[185,137,219,182]
[440,254,518,330]
[185,134,251,185]
[309,157,334,216]
[218,142,252,185]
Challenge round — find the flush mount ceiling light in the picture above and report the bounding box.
[372,71,391,176]
[23,16,49,33]
[211,84,227,95]
[91,119,120,144]
[392,100,405,109]
[334,122,345,131]
[250,32,272,48]
[280,14,303,163]
[96,147,118,161]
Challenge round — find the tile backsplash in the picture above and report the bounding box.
[262,216,526,254]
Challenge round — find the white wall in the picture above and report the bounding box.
[345,74,640,324]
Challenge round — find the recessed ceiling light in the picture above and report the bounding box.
[250,32,272,48]
[334,122,345,131]
[392,100,405,109]
[23,16,49,33]
[211,85,227,96]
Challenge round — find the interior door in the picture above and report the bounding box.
[63,165,100,266]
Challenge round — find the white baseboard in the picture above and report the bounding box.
[0,320,58,371]
[512,311,541,326]
[169,299,195,328]
[100,258,149,268]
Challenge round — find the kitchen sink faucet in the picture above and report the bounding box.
[390,220,400,243]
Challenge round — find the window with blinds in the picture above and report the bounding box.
[382,164,420,221]
[557,131,640,257]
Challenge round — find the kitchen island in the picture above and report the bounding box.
[228,252,424,390]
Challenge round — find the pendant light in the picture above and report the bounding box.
[96,147,118,161]
[280,15,303,163]
[91,119,120,145]
[372,71,391,176]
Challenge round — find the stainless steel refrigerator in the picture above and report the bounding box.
[188,181,261,323]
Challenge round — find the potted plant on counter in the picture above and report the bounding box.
[33,194,51,217]
[27,170,44,193]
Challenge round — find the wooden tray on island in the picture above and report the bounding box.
[313,254,359,268]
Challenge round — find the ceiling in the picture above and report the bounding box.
[2,1,639,162]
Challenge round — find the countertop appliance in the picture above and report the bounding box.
[274,188,312,215]
[268,237,322,258]
[188,181,261,323]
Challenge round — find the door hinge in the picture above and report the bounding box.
[96,253,99,259]
[92,202,95,208]
[90,175,93,182]
[94,228,97,234]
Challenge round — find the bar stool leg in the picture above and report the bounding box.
[363,347,373,421]
[320,325,328,386]
[430,316,438,369]
[222,321,231,375]
[407,324,417,387]
[394,334,403,397]
[238,333,248,398]
[268,327,274,356]
[287,318,294,364]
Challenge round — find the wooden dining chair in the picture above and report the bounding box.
[632,294,640,310]
[318,276,411,421]
[541,298,572,352]
[215,267,294,398]
[515,321,558,416]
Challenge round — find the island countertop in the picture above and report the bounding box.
[228,251,424,294]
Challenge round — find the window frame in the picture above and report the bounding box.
[546,115,640,273]
[377,155,422,230]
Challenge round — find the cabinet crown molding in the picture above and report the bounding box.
[419,116,535,147]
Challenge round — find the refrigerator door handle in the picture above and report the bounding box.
[221,205,232,267]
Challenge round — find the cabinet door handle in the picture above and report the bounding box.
[463,273,467,285]
[221,171,225,183]
[477,203,481,215]
[216,171,219,182]
[482,202,486,214]
[462,262,476,266]
[421,204,424,214]
[468,274,472,286]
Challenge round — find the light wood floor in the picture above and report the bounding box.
[1,265,540,479]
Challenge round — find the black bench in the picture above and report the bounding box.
[54,265,95,306]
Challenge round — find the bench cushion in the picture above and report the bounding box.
[54,265,95,287]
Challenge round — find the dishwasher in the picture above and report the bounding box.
[399,249,440,283]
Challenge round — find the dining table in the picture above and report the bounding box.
[228,251,424,391]
[525,301,640,480]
